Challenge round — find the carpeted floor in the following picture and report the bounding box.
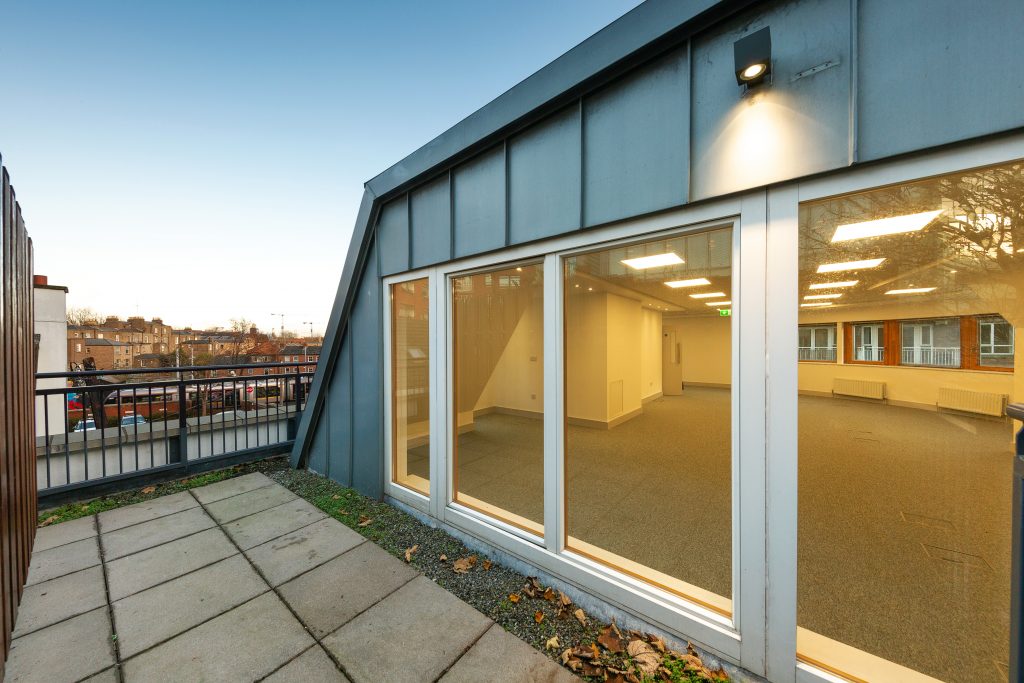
[410,389,1013,682]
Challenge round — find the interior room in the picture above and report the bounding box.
[795,161,1022,682]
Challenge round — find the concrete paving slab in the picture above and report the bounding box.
[191,471,274,504]
[25,535,100,586]
[321,576,492,683]
[97,491,198,532]
[106,527,237,601]
[122,592,314,683]
[441,623,579,683]
[33,515,96,553]
[13,565,107,638]
[222,497,327,550]
[82,667,119,682]
[246,517,365,586]
[204,483,296,524]
[101,506,216,561]
[113,554,268,658]
[263,645,349,682]
[5,607,114,683]
[278,541,417,638]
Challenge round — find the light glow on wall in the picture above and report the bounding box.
[664,278,712,288]
[817,258,885,273]
[831,210,943,243]
[621,253,684,270]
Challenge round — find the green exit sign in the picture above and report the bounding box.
[719,309,731,316]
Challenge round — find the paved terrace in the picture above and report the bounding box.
[7,473,576,682]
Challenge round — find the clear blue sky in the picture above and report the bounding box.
[2,0,642,335]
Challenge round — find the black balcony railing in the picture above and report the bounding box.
[34,362,313,505]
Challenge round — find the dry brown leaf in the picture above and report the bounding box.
[573,608,587,627]
[533,610,545,624]
[542,587,555,602]
[331,494,340,500]
[581,662,605,678]
[571,645,595,660]
[467,555,478,567]
[607,673,628,683]
[39,515,58,527]
[560,648,573,664]
[453,557,473,574]
[646,633,666,653]
[523,585,537,599]
[357,515,373,527]
[482,559,492,571]
[404,544,418,563]
[566,658,582,672]
[558,590,572,607]
[508,593,521,604]
[141,486,156,494]
[627,639,660,676]
[598,624,626,653]
[438,554,447,562]
[590,643,601,660]
[625,673,641,683]
[545,635,560,651]
[528,576,542,591]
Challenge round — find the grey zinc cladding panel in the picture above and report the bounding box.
[508,106,582,243]
[306,408,327,475]
[582,46,689,227]
[327,336,353,485]
[453,146,506,257]
[410,175,452,268]
[350,237,383,498]
[857,0,1024,161]
[377,197,410,276]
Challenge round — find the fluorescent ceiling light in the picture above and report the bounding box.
[690,292,727,299]
[621,252,683,270]
[817,258,885,273]
[831,210,942,243]
[885,287,936,295]
[804,293,842,300]
[664,278,711,289]
[808,280,858,290]
[705,301,731,307]
[801,302,833,308]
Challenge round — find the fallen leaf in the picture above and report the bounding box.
[528,576,542,591]
[508,593,521,604]
[404,544,419,562]
[582,662,605,678]
[598,624,626,653]
[558,591,572,607]
[453,557,473,574]
[646,633,666,653]
[572,645,596,660]
[39,515,58,527]
[332,494,340,500]
[141,486,156,494]
[482,559,492,571]
[467,555,478,567]
[357,515,373,527]
[565,658,582,672]
[543,587,555,602]
[607,673,628,683]
[439,554,447,562]
[573,608,587,627]
[534,610,544,624]
[590,643,601,660]
[523,585,537,599]
[627,639,660,676]
[545,635,560,651]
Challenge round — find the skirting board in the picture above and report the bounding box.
[568,405,643,430]
[683,382,731,390]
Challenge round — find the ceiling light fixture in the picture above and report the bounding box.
[664,278,712,289]
[734,27,772,87]
[885,287,936,295]
[808,280,858,289]
[804,293,842,300]
[817,258,885,273]
[831,210,943,242]
[690,292,727,299]
[801,302,833,308]
[705,301,731,307]
[621,253,684,270]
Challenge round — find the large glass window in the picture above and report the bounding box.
[391,278,430,496]
[452,263,544,536]
[564,226,733,616]
[799,324,836,362]
[797,162,1021,682]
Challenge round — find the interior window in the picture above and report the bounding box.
[390,277,430,496]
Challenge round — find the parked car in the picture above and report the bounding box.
[72,419,97,432]
[120,414,147,427]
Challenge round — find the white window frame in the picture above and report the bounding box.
[784,132,1024,683]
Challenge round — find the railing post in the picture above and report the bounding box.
[1007,402,1024,683]
[288,364,302,440]
[171,378,187,464]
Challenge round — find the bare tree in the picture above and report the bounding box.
[66,306,102,326]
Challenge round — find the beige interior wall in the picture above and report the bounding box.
[476,298,544,414]
[606,293,642,420]
[640,308,663,401]
[566,291,609,423]
[673,315,732,386]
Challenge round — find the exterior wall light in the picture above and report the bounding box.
[734,26,771,88]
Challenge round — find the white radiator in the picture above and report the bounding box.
[936,387,1006,417]
[833,378,886,400]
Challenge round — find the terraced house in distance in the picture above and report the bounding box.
[290,1,1024,682]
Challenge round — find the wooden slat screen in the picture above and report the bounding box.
[0,154,37,677]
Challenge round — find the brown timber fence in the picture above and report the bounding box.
[0,154,36,677]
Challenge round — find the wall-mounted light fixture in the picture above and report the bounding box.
[734,26,772,88]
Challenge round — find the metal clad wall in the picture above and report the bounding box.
[690,0,851,200]
[410,175,452,268]
[306,401,328,475]
[583,46,689,227]
[377,196,410,276]
[350,238,384,497]
[857,0,1024,160]
[453,146,507,257]
[327,335,353,486]
[508,105,582,243]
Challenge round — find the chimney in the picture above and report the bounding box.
[33,275,48,286]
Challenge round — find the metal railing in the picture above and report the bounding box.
[35,362,314,505]
[900,346,961,367]
[798,347,836,362]
[853,346,884,362]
